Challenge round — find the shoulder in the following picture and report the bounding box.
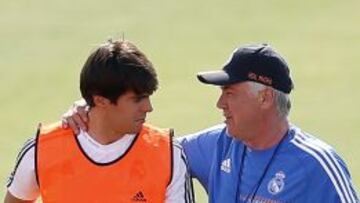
[188,123,226,137]
[177,124,227,165]
[178,123,226,147]
[288,125,358,202]
[288,125,345,171]
[175,124,227,190]
[37,122,75,149]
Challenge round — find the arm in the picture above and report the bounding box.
[165,140,195,203]
[4,191,34,203]
[4,139,39,203]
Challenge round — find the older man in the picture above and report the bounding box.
[181,43,358,202]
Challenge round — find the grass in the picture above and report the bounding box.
[1,0,359,201]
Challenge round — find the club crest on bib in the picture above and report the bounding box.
[267,171,286,195]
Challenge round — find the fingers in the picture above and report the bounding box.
[65,115,80,135]
[62,109,86,134]
[62,118,69,129]
[61,99,90,134]
[76,105,88,123]
[72,112,88,132]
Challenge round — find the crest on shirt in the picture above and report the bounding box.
[267,171,286,195]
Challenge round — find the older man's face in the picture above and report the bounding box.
[216,82,263,140]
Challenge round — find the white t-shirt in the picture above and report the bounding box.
[7,131,194,203]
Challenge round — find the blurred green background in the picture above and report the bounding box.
[1,0,359,201]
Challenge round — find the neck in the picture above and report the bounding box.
[243,116,289,150]
[87,108,126,145]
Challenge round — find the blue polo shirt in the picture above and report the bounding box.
[179,124,358,203]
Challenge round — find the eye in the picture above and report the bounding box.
[225,91,233,96]
[134,96,144,103]
[134,95,149,103]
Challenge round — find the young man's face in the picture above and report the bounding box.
[216,82,262,140]
[103,91,153,135]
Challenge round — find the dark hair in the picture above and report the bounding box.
[80,40,158,107]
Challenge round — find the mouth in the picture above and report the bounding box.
[223,114,232,124]
[135,118,146,124]
[222,113,231,119]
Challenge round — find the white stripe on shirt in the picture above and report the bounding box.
[296,132,357,203]
[291,131,357,203]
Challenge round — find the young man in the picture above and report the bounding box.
[5,40,194,203]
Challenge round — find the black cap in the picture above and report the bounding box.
[197,44,294,93]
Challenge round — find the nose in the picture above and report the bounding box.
[216,91,226,110]
[142,97,153,113]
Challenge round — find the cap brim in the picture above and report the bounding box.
[197,70,232,85]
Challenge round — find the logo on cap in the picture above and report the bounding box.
[248,72,273,85]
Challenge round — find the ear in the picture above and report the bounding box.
[258,88,275,109]
[92,95,111,107]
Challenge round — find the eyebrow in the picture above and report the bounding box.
[221,85,236,91]
[135,93,150,98]
[220,86,229,90]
